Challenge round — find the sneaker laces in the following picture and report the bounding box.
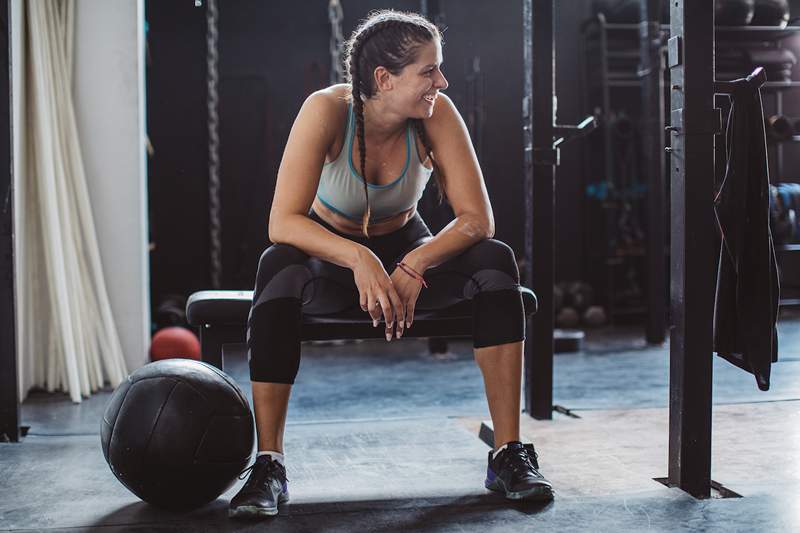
[504,446,542,478]
[238,457,289,486]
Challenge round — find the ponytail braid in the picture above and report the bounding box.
[344,11,446,237]
[349,19,407,237]
[350,59,371,237]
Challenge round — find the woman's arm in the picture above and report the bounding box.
[402,94,495,274]
[268,89,368,269]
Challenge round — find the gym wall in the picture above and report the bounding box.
[146,0,592,311]
[73,0,150,372]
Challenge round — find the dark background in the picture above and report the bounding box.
[145,0,594,315]
[145,0,800,324]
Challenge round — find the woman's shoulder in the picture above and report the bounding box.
[308,84,352,111]
[301,85,351,127]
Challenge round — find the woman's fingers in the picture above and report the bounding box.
[386,288,406,339]
[367,291,382,326]
[377,292,394,338]
[363,279,414,340]
[405,301,415,330]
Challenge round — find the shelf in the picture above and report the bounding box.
[767,136,800,144]
[715,25,800,41]
[584,20,800,42]
[597,78,800,90]
[762,81,800,90]
[777,244,800,252]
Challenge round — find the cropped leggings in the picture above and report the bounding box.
[247,209,525,383]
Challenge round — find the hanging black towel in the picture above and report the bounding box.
[713,72,780,391]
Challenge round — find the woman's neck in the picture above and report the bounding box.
[361,97,408,145]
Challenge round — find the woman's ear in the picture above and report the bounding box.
[373,66,394,92]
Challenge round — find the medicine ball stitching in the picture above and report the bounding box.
[196,360,251,407]
[136,360,248,409]
[101,380,133,460]
[345,10,447,238]
[140,379,180,463]
[117,377,248,465]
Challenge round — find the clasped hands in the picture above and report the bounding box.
[352,248,427,342]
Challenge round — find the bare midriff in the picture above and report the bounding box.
[311,196,417,237]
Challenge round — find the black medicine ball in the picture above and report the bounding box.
[101,359,254,511]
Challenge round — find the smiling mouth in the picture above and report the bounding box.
[423,94,436,103]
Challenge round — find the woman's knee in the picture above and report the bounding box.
[256,243,307,276]
[464,239,521,291]
[249,244,306,384]
[253,244,312,302]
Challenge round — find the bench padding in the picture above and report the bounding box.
[186,287,538,328]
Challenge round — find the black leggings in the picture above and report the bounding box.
[247,209,525,383]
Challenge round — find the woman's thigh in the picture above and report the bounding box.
[252,243,359,315]
[399,238,521,311]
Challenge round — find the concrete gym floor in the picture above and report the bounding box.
[2,312,800,532]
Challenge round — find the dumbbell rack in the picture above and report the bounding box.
[580,14,670,325]
[581,15,800,314]
[717,26,800,308]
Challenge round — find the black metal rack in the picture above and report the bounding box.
[582,15,800,314]
[579,14,670,337]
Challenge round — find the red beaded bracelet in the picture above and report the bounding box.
[396,262,429,288]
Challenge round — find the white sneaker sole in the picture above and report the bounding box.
[228,494,289,519]
[486,479,554,501]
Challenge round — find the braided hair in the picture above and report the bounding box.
[344,10,446,238]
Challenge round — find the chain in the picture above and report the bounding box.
[328,0,346,84]
[206,0,222,288]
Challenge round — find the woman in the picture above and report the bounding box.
[229,9,553,519]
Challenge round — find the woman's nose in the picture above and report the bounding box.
[436,71,448,90]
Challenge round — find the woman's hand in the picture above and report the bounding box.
[388,255,427,338]
[352,248,405,341]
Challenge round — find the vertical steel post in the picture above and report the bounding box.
[666,0,714,499]
[0,0,20,443]
[523,0,555,420]
[640,0,667,344]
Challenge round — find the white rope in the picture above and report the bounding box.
[22,0,127,402]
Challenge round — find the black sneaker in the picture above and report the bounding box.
[485,441,554,501]
[228,455,290,518]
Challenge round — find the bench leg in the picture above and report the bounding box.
[198,325,246,371]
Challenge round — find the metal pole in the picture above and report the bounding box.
[523,0,555,420]
[0,0,20,443]
[666,0,714,499]
[639,0,667,344]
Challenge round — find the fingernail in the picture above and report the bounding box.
[406,321,411,329]
[388,321,393,329]
[386,332,392,341]
[373,319,378,327]
[397,330,403,339]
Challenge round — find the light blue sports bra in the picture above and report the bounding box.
[316,101,434,222]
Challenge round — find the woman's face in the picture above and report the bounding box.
[393,38,448,119]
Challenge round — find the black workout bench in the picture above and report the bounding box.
[186,287,538,371]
